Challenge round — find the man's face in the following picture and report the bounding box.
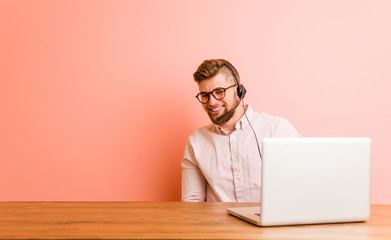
[197,72,238,125]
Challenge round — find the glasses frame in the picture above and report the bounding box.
[195,84,237,104]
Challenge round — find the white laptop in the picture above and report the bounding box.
[227,137,371,226]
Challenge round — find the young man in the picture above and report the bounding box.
[182,59,300,202]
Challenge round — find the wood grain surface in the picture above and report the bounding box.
[0,202,390,239]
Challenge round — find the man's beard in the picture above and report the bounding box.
[209,98,239,125]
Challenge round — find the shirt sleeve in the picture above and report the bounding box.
[181,139,207,202]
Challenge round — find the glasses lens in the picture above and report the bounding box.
[212,88,225,100]
[198,93,209,103]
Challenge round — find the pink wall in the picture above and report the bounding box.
[0,0,390,203]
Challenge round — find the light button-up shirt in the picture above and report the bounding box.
[181,106,300,202]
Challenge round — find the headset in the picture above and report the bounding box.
[221,62,263,160]
[223,63,247,100]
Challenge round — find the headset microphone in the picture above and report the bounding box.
[216,100,241,122]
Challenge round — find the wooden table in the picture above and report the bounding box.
[0,202,390,239]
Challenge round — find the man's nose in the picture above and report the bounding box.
[208,93,218,105]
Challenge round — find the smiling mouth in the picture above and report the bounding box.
[209,106,224,114]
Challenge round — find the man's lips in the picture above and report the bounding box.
[208,106,224,115]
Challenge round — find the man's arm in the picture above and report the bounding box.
[181,140,207,202]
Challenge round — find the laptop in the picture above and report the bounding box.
[227,137,371,226]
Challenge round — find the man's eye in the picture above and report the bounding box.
[214,89,224,95]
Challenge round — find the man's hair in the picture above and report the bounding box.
[193,59,240,84]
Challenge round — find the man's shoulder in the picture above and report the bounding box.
[188,123,215,141]
[253,111,289,125]
[247,106,284,123]
[253,111,299,137]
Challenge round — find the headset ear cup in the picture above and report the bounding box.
[237,85,247,99]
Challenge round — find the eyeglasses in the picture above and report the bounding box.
[195,84,236,104]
